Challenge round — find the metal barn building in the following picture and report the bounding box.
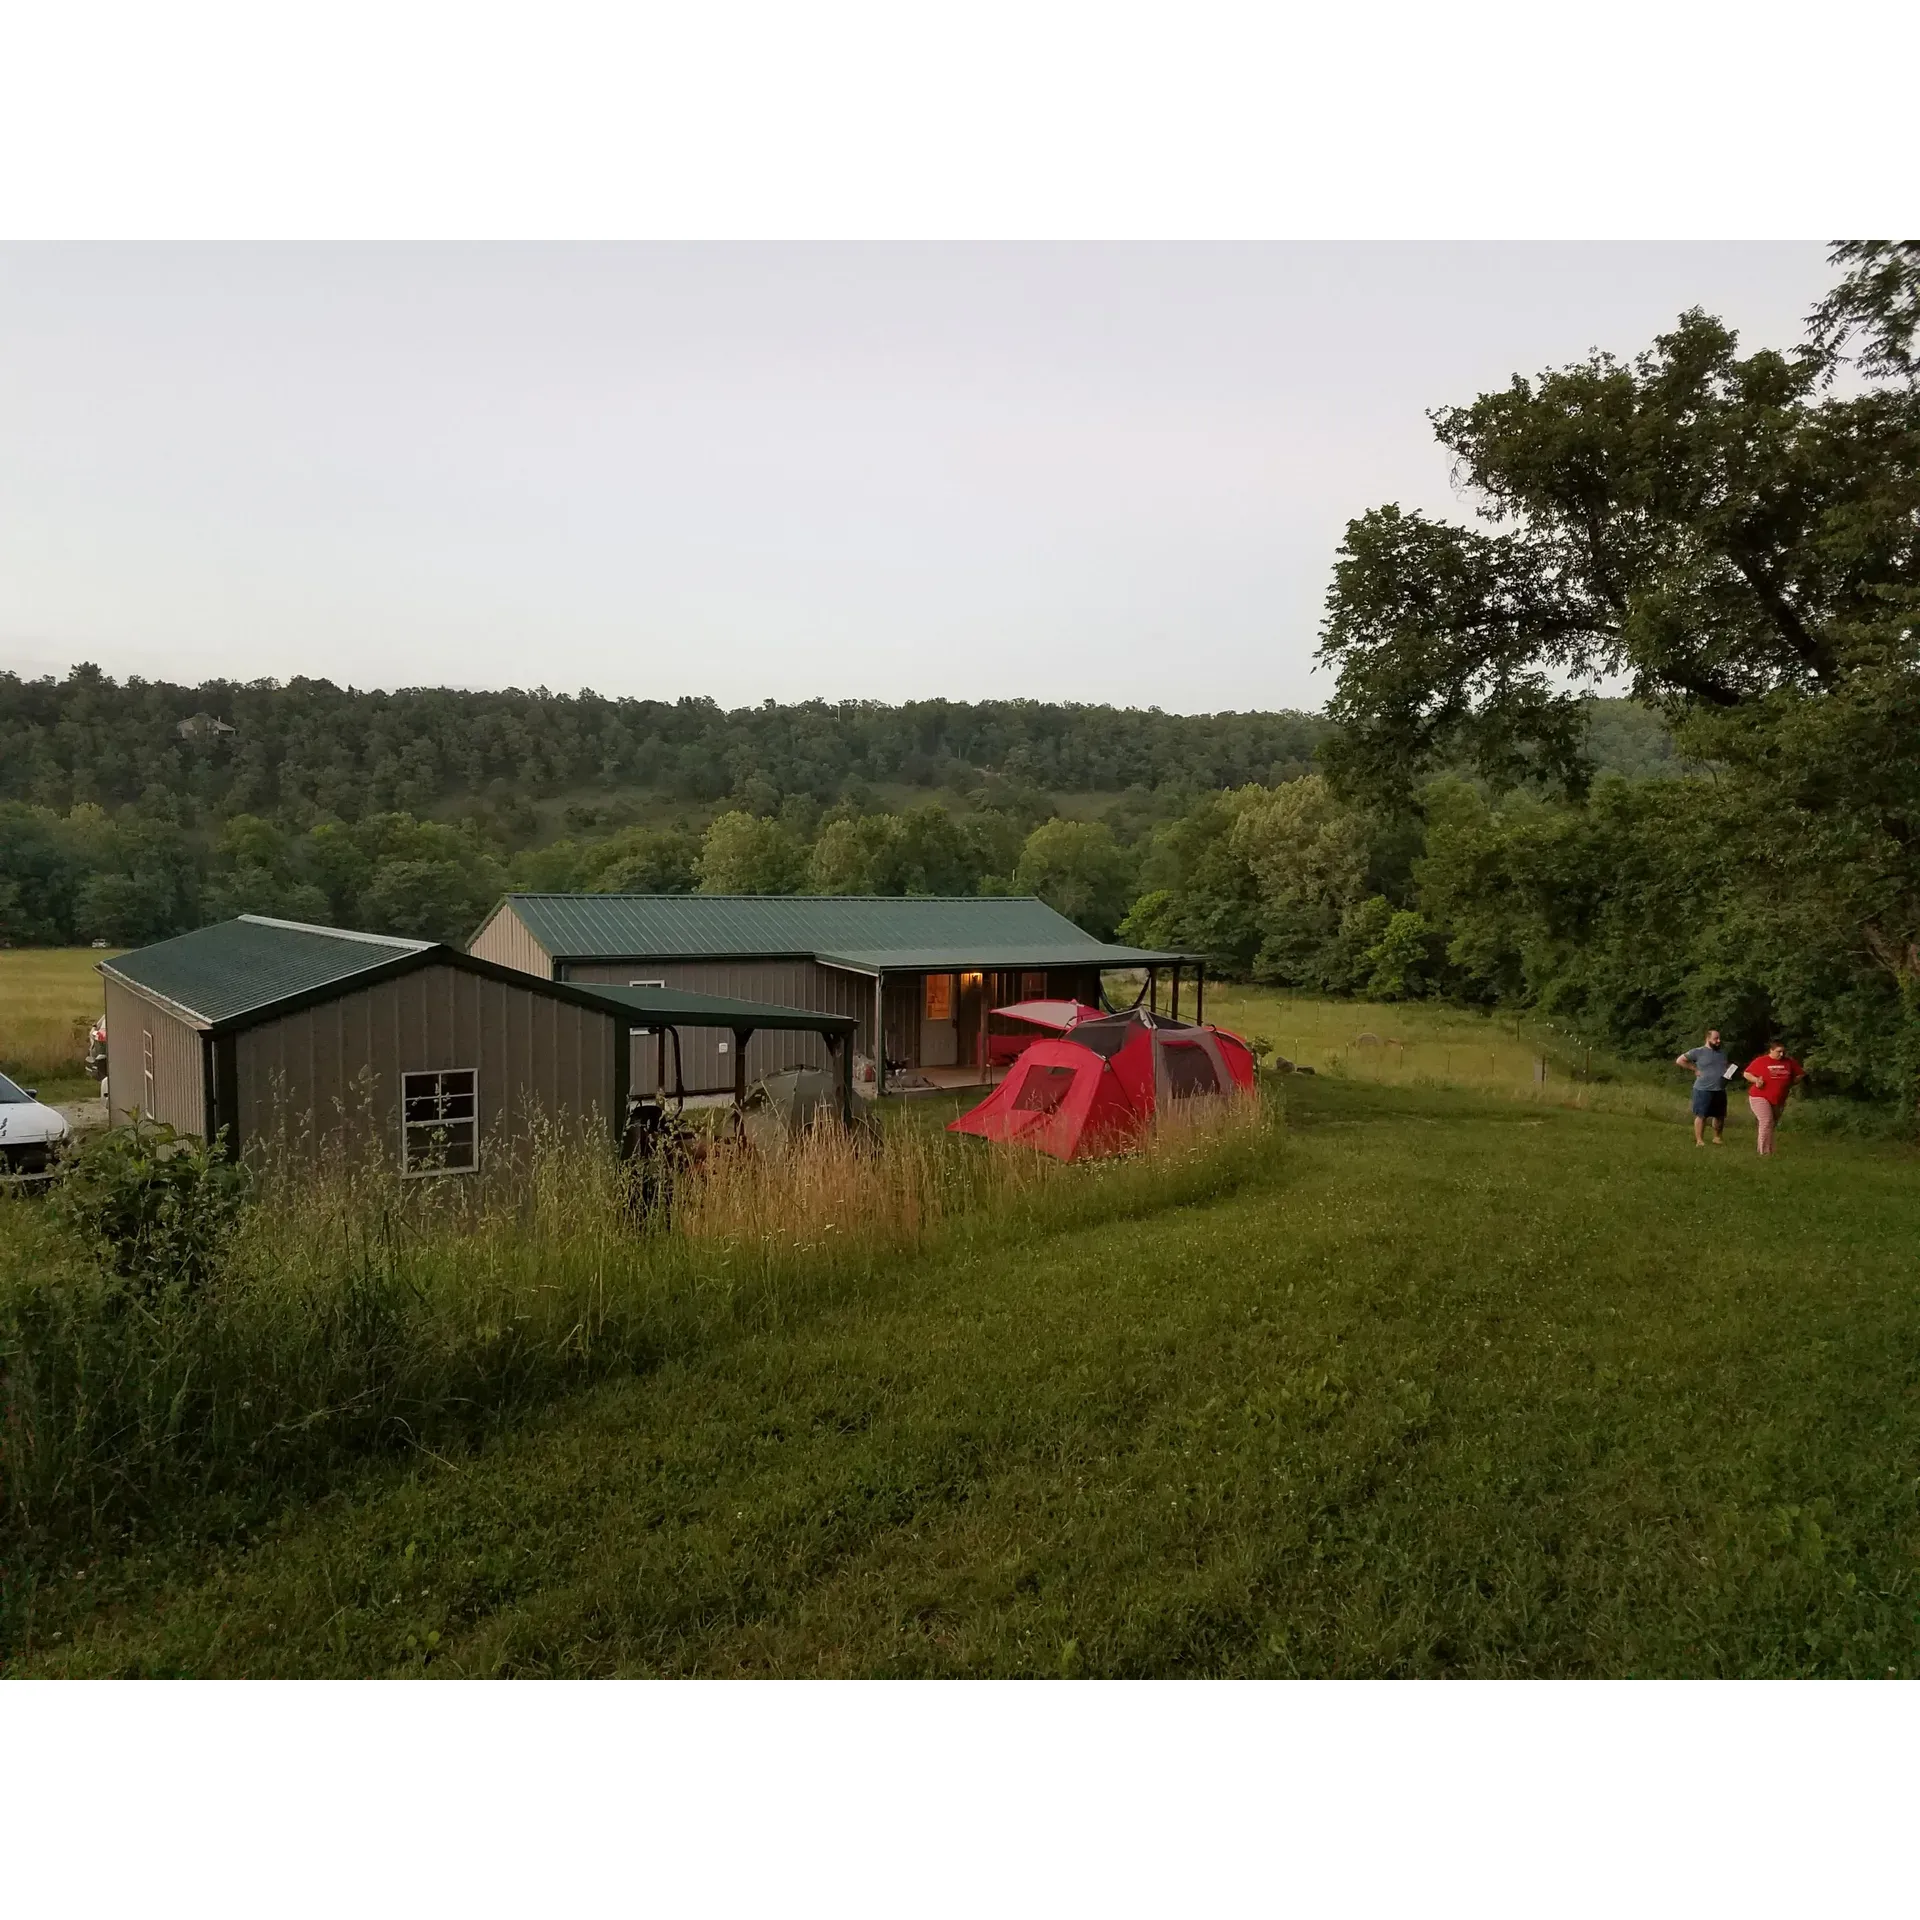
[468,894,1203,1096]
[101,915,855,1166]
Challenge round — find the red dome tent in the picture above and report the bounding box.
[947,1009,1255,1161]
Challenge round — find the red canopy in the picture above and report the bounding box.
[991,998,1104,1031]
[950,1010,1256,1161]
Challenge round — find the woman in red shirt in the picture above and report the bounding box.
[1743,1041,1805,1156]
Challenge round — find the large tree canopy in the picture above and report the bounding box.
[1319,245,1920,1070]
[1319,243,1920,807]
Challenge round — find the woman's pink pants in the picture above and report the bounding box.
[1749,1094,1779,1155]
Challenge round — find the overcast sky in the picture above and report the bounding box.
[0,243,1835,714]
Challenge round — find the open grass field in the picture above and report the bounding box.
[6,1057,1917,1678]
[1202,982,1689,1121]
[0,947,117,1099]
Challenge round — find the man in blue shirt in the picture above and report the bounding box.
[1675,1028,1732,1146]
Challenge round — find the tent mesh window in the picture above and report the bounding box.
[1162,1041,1221,1099]
[402,1067,478,1175]
[1063,1021,1131,1059]
[1011,1065,1077,1114]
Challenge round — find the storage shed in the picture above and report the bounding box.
[469,894,1204,1095]
[101,915,855,1168]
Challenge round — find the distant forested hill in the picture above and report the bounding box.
[0,667,1681,956]
[0,669,1332,826]
[1581,698,1685,779]
[0,669,1678,824]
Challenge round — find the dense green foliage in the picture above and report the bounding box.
[0,700,1675,954]
[0,675,1329,944]
[52,1120,253,1297]
[10,1074,1918,1678]
[0,671,1328,827]
[1124,758,1918,1103]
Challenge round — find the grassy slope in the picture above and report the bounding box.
[12,1074,1919,1678]
[0,948,117,1098]
[1202,983,1683,1116]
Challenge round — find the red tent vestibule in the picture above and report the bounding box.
[984,996,1105,1067]
[948,1010,1256,1161]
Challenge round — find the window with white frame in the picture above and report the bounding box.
[142,1030,155,1116]
[401,1068,478,1175]
[629,978,665,988]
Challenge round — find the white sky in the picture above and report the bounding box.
[0,243,1835,714]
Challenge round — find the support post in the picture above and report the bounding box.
[1195,963,1205,1029]
[1170,963,1182,1022]
[825,1030,853,1126]
[873,973,887,1098]
[613,1022,632,1153]
[1148,966,1159,1015]
[732,1028,753,1110]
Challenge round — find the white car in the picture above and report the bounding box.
[0,1072,71,1175]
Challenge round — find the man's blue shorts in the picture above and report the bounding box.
[1691,1087,1728,1119]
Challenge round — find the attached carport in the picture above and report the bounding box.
[564,982,858,1126]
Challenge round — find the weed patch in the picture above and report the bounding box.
[0,1093,1275,1596]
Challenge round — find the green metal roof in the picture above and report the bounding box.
[490,894,1194,970]
[817,942,1176,971]
[564,983,855,1034]
[103,916,862,1038]
[102,916,431,1028]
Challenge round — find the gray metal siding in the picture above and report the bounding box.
[561,957,868,1093]
[468,902,554,979]
[104,976,208,1136]
[234,961,616,1165]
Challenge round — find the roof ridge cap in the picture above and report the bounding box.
[237,913,435,952]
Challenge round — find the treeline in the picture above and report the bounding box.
[0,676,1680,953]
[0,794,1149,950]
[1121,772,1905,1104]
[0,670,1331,827]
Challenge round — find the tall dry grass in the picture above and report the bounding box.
[0,949,117,1083]
[0,1089,1277,1563]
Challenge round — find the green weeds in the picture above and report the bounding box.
[0,1095,1274,1597]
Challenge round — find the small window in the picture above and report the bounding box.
[1162,1041,1221,1099]
[142,1030,155,1117]
[1012,1064,1077,1114]
[629,979,666,988]
[401,1068,479,1175]
[924,974,953,1021]
[1021,972,1047,999]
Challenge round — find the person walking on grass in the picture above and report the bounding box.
[1743,1040,1806,1157]
[1675,1027,1733,1146]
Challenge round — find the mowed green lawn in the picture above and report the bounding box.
[12,1071,1919,1678]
